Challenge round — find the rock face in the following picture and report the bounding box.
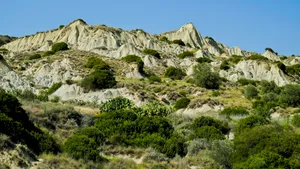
[263,50,280,61]
[220,60,290,86]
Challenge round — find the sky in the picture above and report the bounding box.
[1,0,299,55]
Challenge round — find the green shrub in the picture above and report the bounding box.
[19,89,35,101]
[192,116,230,135]
[279,84,300,107]
[164,66,186,80]
[153,88,162,93]
[211,90,221,97]
[286,64,300,76]
[243,85,258,99]
[228,55,244,64]
[196,57,212,63]
[193,64,221,89]
[259,80,280,94]
[178,51,194,59]
[52,42,69,53]
[28,54,41,60]
[121,55,144,73]
[142,49,160,59]
[75,127,104,145]
[190,126,225,140]
[43,50,55,56]
[35,94,49,102]
[172,39,185,46]
[220,60,230,70]
[292,115,300,127]
[265,47,276,53]
[220,107,249,117]
[210,140,234,169]
[174,97,190,110]
[85,57,109,70]
[47,82,63,95]
[261,92,278,102]
[234,115,269,134]
[139,101,173,117]
[148,75,161,83]
[159,36,169,43]
[237,78,257,86]
[246,54,268,61]
[99,97,135,113]
[63,135,100,161]
[252,100,278,118]
[81,70,116,91]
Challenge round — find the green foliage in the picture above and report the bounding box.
[19,89,35,101]
[75,127,104,146]
[279,84,300,107]
[28,54,41,60]
[237,78,257,86]
[235,115,269,134]
[286,64,300,76]
[94,110,185,157]
[174,97,190,110]
[122,55,144,73]
[35,94,49,102]
[246,54,268,61]
[178,51,194,59]
[139,101,173,117]
[220,107,249,117]
[228,55,244,64]
[142,49,161,59]
[259,80,280,94]
[43,50,55,56]
[292,115,300,127]
[265,47,276,53]
[220,60,230,70]
[210,140,234,169]
[276,61,286,73]
[51,42,69,53]
[190,126,225,140]
[261,92,278,102]
[99,97,135,113]
[85,57,109,70]
[148,75,161,84]
[47,82,63,95]
[0,89,60,154]
[196,57,212,63]
[164,66,186,80]
[252,100,278,118]
[159,36,169,43]
[243,85,258,99]
[191,116,230,137]
[172,39,185,46]
[193,64,221,89]
[63,135,100,161]
[81,70,116,91]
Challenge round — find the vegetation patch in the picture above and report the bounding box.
[47,82,63,95]
[142,48,160,59]
[220,107,249,117]
[178,51,194,59]
[196,57,212,64]
[246,54,268,61]
[193,63,221,89]
[164,66,186,80]
[122,55,144,73]
[174,97,190,110]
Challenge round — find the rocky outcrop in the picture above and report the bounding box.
[263,50,280,61]
[220,60,290,86]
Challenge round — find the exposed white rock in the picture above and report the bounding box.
[125,64,144,79]
[227,46,245,56]
[143,55,158,67]
[263,50,280,61]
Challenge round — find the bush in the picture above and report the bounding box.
[190,126,225,140]
[121,55,144,73]
[159,36,169,43]
[252,100,278,118]
[99,97,135,113]
[81,70,116,91]
[265,47,276,53]
[19,89,35,101]
[220,107,249,117]
[259,80,280,94]
[292,115,300,127]
[148,75,161,83]
[196,57,212,63]
[35,94,49,102]
[139,101,173,117]
[85,57,109,70]
[172,39,185,46]
[243,85,258,99]
[52,42,69,53]
[279,84,300,107]
[286,64,300,76]
[237,78,257,86]
[43,50,55,56]
[178,51,194,59]
[142,49,160,59]
[220,60,230,70]
[174,97,190,110]
[234,115,269,134]
[47,82,63,95]
[63,135,99,161]
[228,55,243,64]
[261,92,278,102]
[210,140,234,169]
[192,116,230,135]
[246,54,268,61]
[28,54,41,60]
[75,127,104,145]
[193,64,221,89]
[164,66,186,80]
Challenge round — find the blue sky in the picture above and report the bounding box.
[1,0,299,55]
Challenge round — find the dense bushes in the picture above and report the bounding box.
[172,39,185,46]
[234,115,269,134]
[196,57,212,63]
[43,50,55,56]
[292,115,300,127]
[47,82,63,95]
[279,84,300,107]
[220,60,230,70]
[94,110,185,157]
[0,89,60,154]
[139,101,173,117]
[220,107,249,117]
[285,64,300,76]
[85,57,109,70]
[243,84,258,99]
[193,64,221,89]
[52,42,69,53]
[99,97,135,113]
[148,75,161,83]
[228,55,243,64]
[81,70,116,91]
[246,54,268,61]
[178,51,194,59]
[174,97,190,110]
[237,78,257,86]
[122,55,144,73]
[164,66,186,80]
[28,54,41,60]
[142,49,160,59]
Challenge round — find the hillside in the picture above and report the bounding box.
[1,19,300,169]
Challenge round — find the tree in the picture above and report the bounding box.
[279,84,300,107]
[81,70,116,91]
[243,84,258,99]
[164,66,186,80]
[51,42,69,52]
[193,63,221,89]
